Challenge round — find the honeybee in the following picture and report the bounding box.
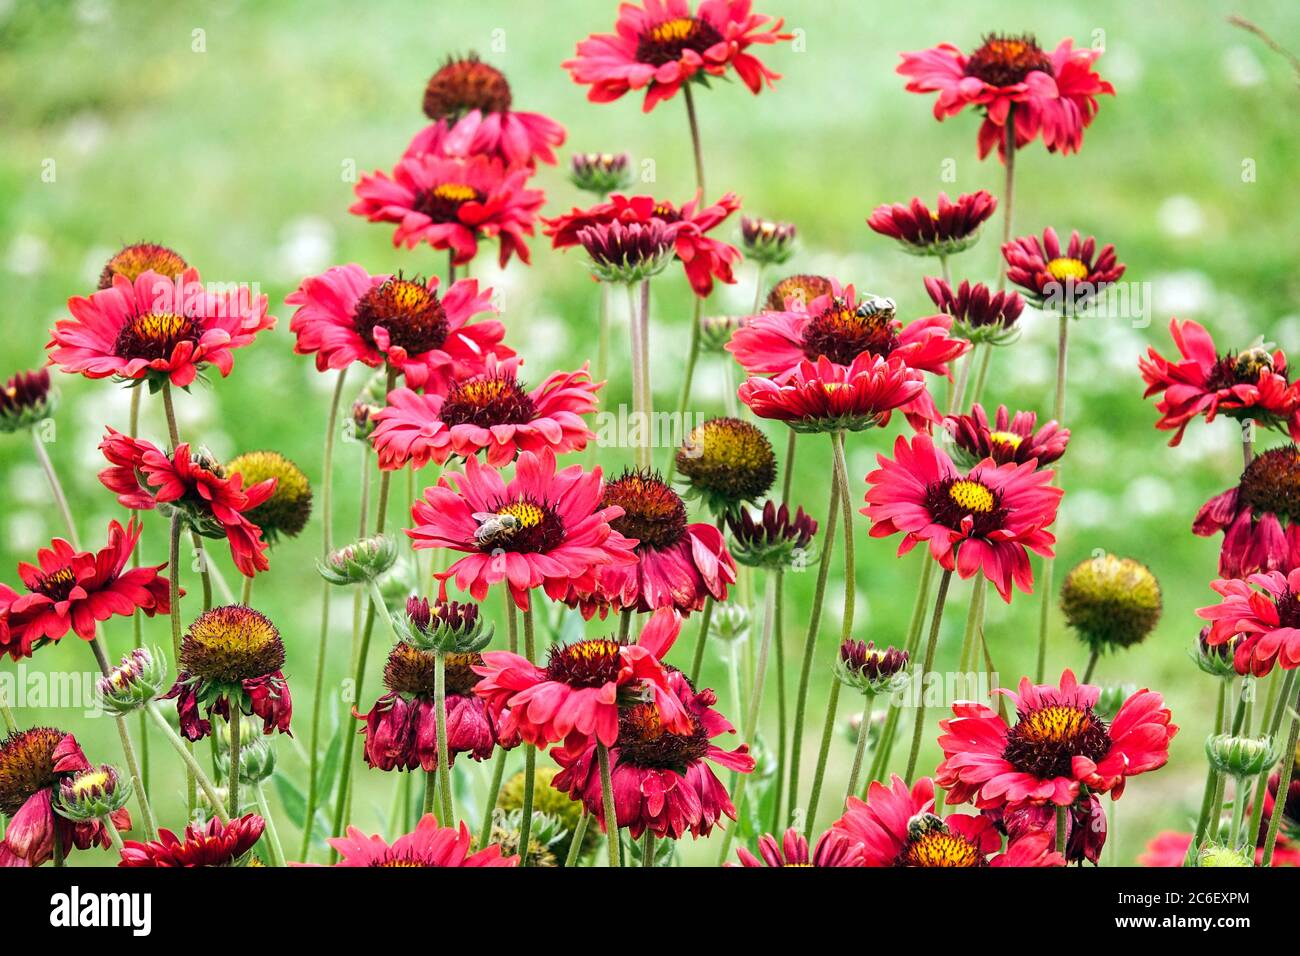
[472,511,520,550]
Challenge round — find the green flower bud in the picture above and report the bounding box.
[1205,733,1279,778]
[319,534,398,585]
[834,640,910,697]
[1196,842,1254,867]
[98,647,169,716]
[55,765,131,822]
[398,598,493,654]
[740,216,797,266]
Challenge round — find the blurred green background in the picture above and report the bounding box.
[2,0,1299,866]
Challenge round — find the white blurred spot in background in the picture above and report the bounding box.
[6,234,49,276]
[1157,195,1206,239]
[275,217,335,280]
[1222,45,1266,88]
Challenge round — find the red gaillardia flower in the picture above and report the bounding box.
[867,191,997,257]
[729,280,966,430]
[97,242,189,288]
[0,728,130,867]
[472,608,690,755]
[118,814,265,867]
[995,792,1108,865]
[48,267,274,388]
[98,429,275,577]
[356,619,501,771]
[1002,227,1125,310]
[935,670,1177,808]
[406,54,566,168]
[832,775,1064,867]
[0,519,171,661]
[408,448,636,610]
[322,816,517,867]
[897,34,1114,159]
[1198,568,1300,676]
[544,192,741,297]
[1194,446,1300,579]
[563,0,792,112]
[371,357,600,470]
[286,265,508,392]
[1140,318,1300,446]
[350,154,545,267]
[943,403,1069,469]
[739,353,927,435]
[863,433,1063,601]
[552,666,754,840]
[162,605,292,741]
[567,469,735,617]
[732,827,866,868]
[924,277,1025,347]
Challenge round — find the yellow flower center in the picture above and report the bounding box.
[1046,257,1089,282]
[903,830,982,867]
[987,430,1023,450]
[947,479,995,514]
[433,182,478,203]
[651,17,696,43]
[1019,704,1094,745]
[497,501,545,529]
[70,769,111,797]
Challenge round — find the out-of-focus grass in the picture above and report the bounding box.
[1,0,1299,865]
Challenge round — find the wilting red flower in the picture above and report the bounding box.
[867,191,996,256]
[924,277,1025,347]
[729,280,966,430]
[472,608,689,755]
[567,470,735,616]
[731,827,865,867]
[993,793,1107,865]
[286,265,508,392]
[356,641,500,770]
[1140,318,1300,446]
[1198,568,1300,675]
[0,519,171,661]
[350,154,544,267]
[98,429,275,577]
[1002,227,1125,310]
[1194,446,1300,579]
[544,192,741,297]
[321,816,517,867]
[563,0,792,112]
[406,54,566,167]
[863,433,1062,601]
[943,403,1069,469]
[1139,829,1300,868]
[161,605,292,741]
[408,448,636,610]
[371,357,599,470]
[739,353,927,435]
[897,35,1114,159]
[833,775,1064,867]
[48,268,274,388]
[552,668,753,840]
[935,670,1177,809]
[0,728,130,867]
[119,814,264,867]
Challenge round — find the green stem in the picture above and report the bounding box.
[1055,804,1067,855]
[191,532,213,610]
[1247,671,1287,848]
[518,603,538,866]
[128,385,149,798]
[846,695,875,804]
[597,742,620,867]
[89,638,156,841]
[99,813,126,856]
[626,282,653,472]
[1035,314,1070,683]
[969,344,995,406]
[642,831,656,868]
[239,573,253,606]
[478,747,508,849]
[1262,672,1299,866]
[996,109,1017,291]
[253,783,286,866]
[786,459,841,825]
[31,429,79,548]
[423,769,436,816]
[805,432,856,831]
[688,596,716,684]
[1188,678,1230,864]
[0,695,16,733]
[666,296,704,483]
[1082,650,1100,685]
[144,702,229,823]
[769,568,788,833]
[904,568,954,781]
[228,713,242,819]
[564,810,590,867]
[433,651,455,825]
[682,81,706,194]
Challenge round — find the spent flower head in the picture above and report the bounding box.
[226,450,312,543]
[676,417,776,515]
[1060,554,1161,654]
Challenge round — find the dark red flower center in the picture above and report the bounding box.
[383,643,482,697]
[1205,348,1282,393]
[423,55,512,118]
[616,702,709,773]
[0,726,65,815]
[896,814,985,867]
[1002,702,1111,780]
[29,564,77,602]
[635,16,724,67]
[766,274,833,312]
[1273,589,1300,630]
[414,182,485,225]
[923,476,1007,538]
[963,33,1053,87]
[113,310,204,362]
[1239,445,1300,523]
[439,373,536,429]
[603,469,688,551]
[545,638,623,688]
[352,277,449,356]
[800,297,899,365]
[474,498,565,554]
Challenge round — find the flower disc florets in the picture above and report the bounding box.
[676,417,776,514]
[1060,554,1161,653]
